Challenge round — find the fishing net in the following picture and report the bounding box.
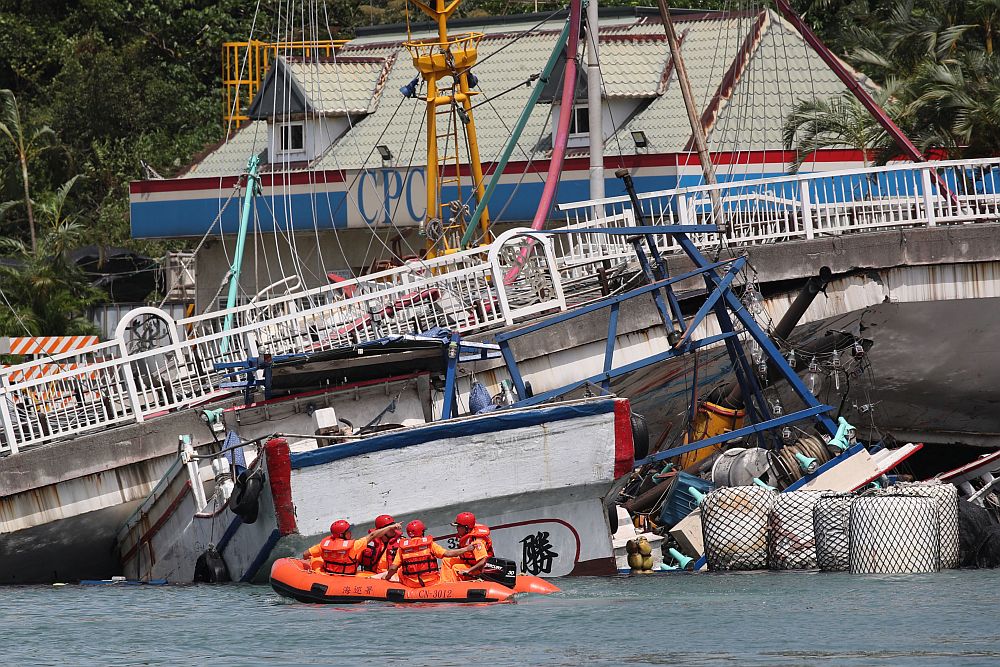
[768,490,824,570]
[849,496,940,574]
[887,482,960,569]
[702,486,776,571]
[958,499,1000,568]
[813,493,854,572]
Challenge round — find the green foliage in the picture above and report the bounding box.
[0,176,104,337]
[782,82,913,172]
[784,0,1000,164]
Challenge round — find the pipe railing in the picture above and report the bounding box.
[3,157,1000,454]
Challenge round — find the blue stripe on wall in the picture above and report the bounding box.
[129,172,689,239]
[289,398,617,470]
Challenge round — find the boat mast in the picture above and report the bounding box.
[586,0,604,203]
[220,154,261,353]
[655,0,724,232]
[406,0,492,258]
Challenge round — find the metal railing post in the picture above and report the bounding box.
[488,246,514,326]
[116,341,146,424]
[799,179,815,240]
[0,374,18,455]
[676,193,691,226]
[921,167,937,226]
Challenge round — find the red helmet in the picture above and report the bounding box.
[329,519,351,538]
[406,519,426,537]
[452,512,476,529]
[374,514,395,529]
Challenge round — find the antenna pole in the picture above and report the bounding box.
[655,0,724,232]
[586,0,605,204]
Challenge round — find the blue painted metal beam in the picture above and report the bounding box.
[673,235,838,435]
[633,403,834,467]
[498,340,527,400]
[645,237,687,334]
[513,331,736,408]
[602,302,619,391]
[629,236,676,332]
[673,256,746,349]
[493,258,735,343]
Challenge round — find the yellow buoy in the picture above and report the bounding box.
[637,537,653,556]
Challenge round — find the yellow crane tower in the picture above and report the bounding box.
[403,0,492,259]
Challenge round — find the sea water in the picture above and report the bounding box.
[2,570,999,666]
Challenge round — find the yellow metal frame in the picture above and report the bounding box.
[405,0,492,258]
[222,40,348,127]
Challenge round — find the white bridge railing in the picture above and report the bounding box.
[3,157,999,455]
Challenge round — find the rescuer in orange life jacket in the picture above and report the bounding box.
[384,519,475,588]
[358,514,402,575]
[443,511,495,580]
[302,519,401,575]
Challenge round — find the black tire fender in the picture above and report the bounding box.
[630,412,650,461]
[230,468,263,524]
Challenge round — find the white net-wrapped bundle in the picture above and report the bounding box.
[889,481,960,569]
[850,496,940,574]
[768,490,825,570]
[813,494,854,572]
[702,486,776,571]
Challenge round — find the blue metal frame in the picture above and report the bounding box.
[494,258,735,343]
[495,258,739,404]
[498,221,838,461]
[633,403,834,467]
[215,353,307,403]
[513,331,736,408]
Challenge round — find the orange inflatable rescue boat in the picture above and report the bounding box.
[269,557,559,604]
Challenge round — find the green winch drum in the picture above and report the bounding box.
[768,490,825,570]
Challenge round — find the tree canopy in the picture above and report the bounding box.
[0,0,997,335]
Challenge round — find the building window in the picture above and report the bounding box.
[571,106,590,135]
[279,123,305,153]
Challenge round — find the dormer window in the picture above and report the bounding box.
[570,106,589,135]
[566,105,590,148]
[279,122,305,154]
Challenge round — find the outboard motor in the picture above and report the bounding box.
[477,557,517,589]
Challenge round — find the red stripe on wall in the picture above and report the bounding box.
[129,149,872,196]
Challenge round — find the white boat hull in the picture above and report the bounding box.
[119,396,634,581]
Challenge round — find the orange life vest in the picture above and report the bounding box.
[320,537,358,575]
[398,536,440,579]
[359,534,399,572]
[458,524,494,565]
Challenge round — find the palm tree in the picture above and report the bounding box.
[0,89,59,253]
[908,52,1000,157]
[781,81,912,173]
[973,0,1000,54]
[0,176,103,337]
